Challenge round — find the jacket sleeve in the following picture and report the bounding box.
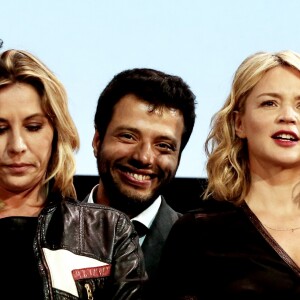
[111,212,147,300]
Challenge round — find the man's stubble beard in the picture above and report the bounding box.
[96,155,164,216]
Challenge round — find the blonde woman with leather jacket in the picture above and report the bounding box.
[0,49,146,299]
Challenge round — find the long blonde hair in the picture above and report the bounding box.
[204,50,300,204]
[0,49,80,198]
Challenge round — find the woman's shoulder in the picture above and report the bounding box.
[192,198,238,214]
[57,199,135,238]
[54,198,131,226]
[176,198,242,228]
[65,198,128,214]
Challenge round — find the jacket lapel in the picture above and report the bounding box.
[142,197,181,278]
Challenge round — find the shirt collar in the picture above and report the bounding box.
[131,196,161,229]
[87,185,98,204]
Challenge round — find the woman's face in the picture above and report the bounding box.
[235,66,300,172]
[0,82,54,194]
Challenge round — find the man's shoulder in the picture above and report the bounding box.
[176,198,243,231]
[160,196,182,216]
[149,196,182,229]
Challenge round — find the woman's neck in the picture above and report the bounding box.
[246,168,300,220]
[0,186,47,218]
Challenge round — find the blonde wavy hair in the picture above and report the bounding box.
[204,50,300,205]
[0,49,80,198]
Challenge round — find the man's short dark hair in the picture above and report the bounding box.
[94,68,196,151]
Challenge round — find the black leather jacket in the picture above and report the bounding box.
[34,193,146,299]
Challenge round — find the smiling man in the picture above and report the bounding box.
[84,68,196,298]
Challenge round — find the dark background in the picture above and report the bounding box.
[74,176,207,213]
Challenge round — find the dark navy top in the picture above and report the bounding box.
[157,200,300,299]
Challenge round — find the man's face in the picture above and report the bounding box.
[93,94,184,211]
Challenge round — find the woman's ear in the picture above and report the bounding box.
[234,111,246,138]
[92,130,101,158]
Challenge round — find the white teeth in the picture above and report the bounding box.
[128,172,150,181]
[276,133,296,140]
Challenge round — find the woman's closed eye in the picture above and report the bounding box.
[0,125,8,135]
[26,123,43,132]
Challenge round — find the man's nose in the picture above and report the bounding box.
[132,143,155,166]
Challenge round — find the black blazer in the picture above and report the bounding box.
[140,196,182,300]
[142,196,182,279]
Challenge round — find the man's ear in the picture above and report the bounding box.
[234,111,246,138]
[92,130,101,157]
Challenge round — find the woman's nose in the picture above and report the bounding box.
[278,105,299,124]
[8,131,27,154]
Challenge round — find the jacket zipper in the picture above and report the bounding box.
[84,283,94,300]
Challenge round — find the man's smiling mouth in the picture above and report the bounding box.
[127,172,151,181]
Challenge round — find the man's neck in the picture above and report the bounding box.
[94,184,110,206]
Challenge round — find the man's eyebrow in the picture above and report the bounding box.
[115,126,178,143]
[115,125,139,133]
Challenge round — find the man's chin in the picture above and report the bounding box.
[110,192,157,216]
[118,187,155,203]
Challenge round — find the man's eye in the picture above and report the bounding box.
[157,143,175,151]
[120,133,135,140]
